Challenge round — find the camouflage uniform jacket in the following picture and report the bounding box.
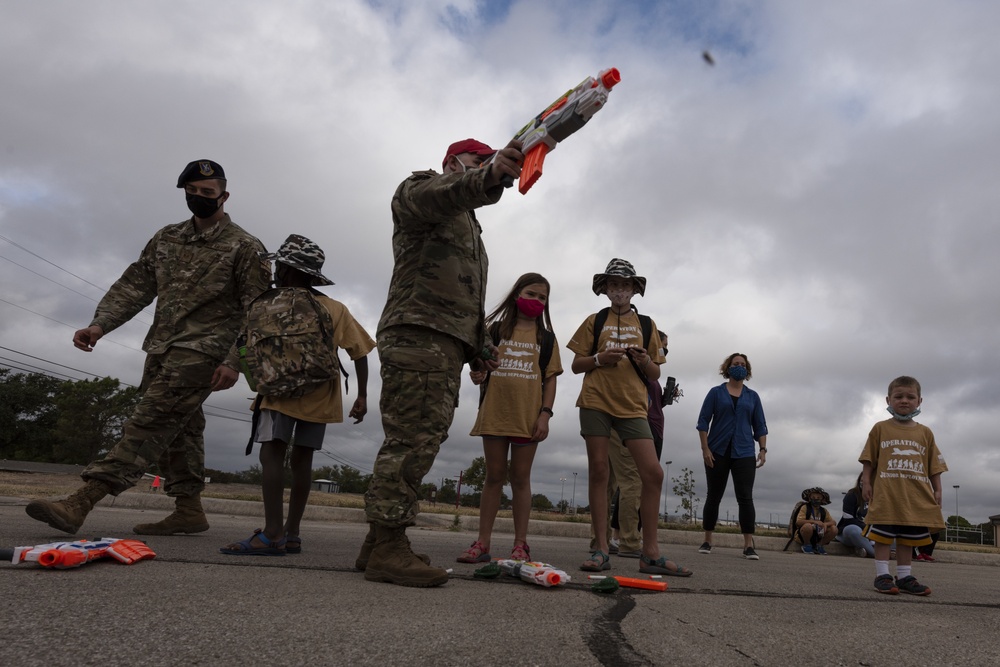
[377,168,503,359]
[90,214,270,369]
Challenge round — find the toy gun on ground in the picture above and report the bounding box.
[496,559,571,587]
[492,67,621,194]
[1,537,156,569]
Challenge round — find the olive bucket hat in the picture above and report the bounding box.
[266,234,334,286]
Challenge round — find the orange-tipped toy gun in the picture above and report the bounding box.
[492,67,621,194]
[497,559,571,587]
[2,537,156,569]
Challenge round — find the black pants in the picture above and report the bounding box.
[702,451,756,534]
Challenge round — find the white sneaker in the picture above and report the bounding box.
[608,538,620,555]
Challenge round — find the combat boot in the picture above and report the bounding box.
[364,526,449,587]
[354,523,431,571]
[25,479,112,535]
[133,494,210,535]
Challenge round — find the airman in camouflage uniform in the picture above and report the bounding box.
[359,138,524,587]
[26,160,270,536]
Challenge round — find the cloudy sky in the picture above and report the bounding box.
[2,0,997,527]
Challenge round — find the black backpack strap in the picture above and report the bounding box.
[478,322,502,408]
[245,394,264,456]
[539,329,555,380]
[590,307,611,355]
[307,288,350,394]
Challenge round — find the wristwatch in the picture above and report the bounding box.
[759,447,767,453]
[539,407,554,416]
[593,353,602,367]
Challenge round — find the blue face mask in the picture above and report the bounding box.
[728,365,748,381]
[886,406,921,421]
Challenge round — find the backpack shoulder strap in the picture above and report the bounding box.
[306,288,351,393]
[590,308,611,355]
[539,329,555,380]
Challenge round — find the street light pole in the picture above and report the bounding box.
[572,472,578,512]
[560,477,567,512]
[953,484,960,531]
[662,460,672,519]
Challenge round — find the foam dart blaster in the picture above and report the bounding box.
[588,575,667,592]
[496,558,571,587]
[2,537,156,569]
[492,67,622,194]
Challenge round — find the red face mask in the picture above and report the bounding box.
[516,297,545,318]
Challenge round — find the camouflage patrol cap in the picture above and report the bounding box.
[267,234,334,286]
[442,138,496,170]
[176,160,226,187]
[592,258,647,296]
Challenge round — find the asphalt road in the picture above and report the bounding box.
[1,496,998,667]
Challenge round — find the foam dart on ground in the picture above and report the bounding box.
[613,576,667,591]
[591,577,620,594]
[473,562,501,579]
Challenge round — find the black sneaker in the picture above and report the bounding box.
[698,542,712,554]
[896,575,931,596]
[874,574,899,595]
[742,547,759,560]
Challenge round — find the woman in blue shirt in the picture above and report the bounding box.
[696,353,768,559]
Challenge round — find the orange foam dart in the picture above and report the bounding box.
[518,143,550,195]
[613,576,667,592]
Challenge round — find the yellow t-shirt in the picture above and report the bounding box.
[259,297,376,424]
[859,419,948,530]
[567,309,664,419]
[471,325,562,439]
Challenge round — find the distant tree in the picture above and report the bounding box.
[556,499,569,513]
[51,377,140,464]
[418,482,438,501]
[672,467,700,524]
[437,478,458,505]
[531,494,554,511]
[0,369,61,460]
[946,515,972,528]
[462,456,489,494]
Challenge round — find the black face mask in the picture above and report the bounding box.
[810,499,822,507]
[186,191,223,219]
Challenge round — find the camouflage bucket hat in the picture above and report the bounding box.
[267,234,334,286]
[592,258,646,296]
[801,487,831,505]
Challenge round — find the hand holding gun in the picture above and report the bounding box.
[488,67,622,194]
[2,537,156,569]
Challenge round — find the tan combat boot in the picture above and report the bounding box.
[364,526,449,587]
[133,495,210,535]
[354,523,432,571]
[25,479,112,535]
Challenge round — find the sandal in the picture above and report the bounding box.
[639,553,692,577]
[457,541,492,564]
[580,550,611,572]
[510,543,531,561]
[285,535,302,554]
[220,528,286,556]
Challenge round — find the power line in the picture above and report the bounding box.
[0,233,112,295]
[0,297,144,353]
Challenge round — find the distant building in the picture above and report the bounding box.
[311,479,340,494]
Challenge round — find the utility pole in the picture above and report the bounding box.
[560,477,567,513]
[572,472,578,512]
[662,460,672,519]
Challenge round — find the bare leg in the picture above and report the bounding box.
[283,445,314,539]
[476,437,511,551]
[259,440,287,543]
[624,438,663,560]
[508,442,538,546]
[585,435,611,554]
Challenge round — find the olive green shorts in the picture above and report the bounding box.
[579,408,653,442]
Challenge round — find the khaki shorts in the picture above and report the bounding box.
[579,408,653,442]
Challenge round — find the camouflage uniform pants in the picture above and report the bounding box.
[365,326,465,527]
[82,347,217,497]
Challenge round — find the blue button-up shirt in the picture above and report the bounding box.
[696,383,768,459]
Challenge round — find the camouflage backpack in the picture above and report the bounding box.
[242,286,340,398]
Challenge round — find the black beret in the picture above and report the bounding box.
[176,160,226,187]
